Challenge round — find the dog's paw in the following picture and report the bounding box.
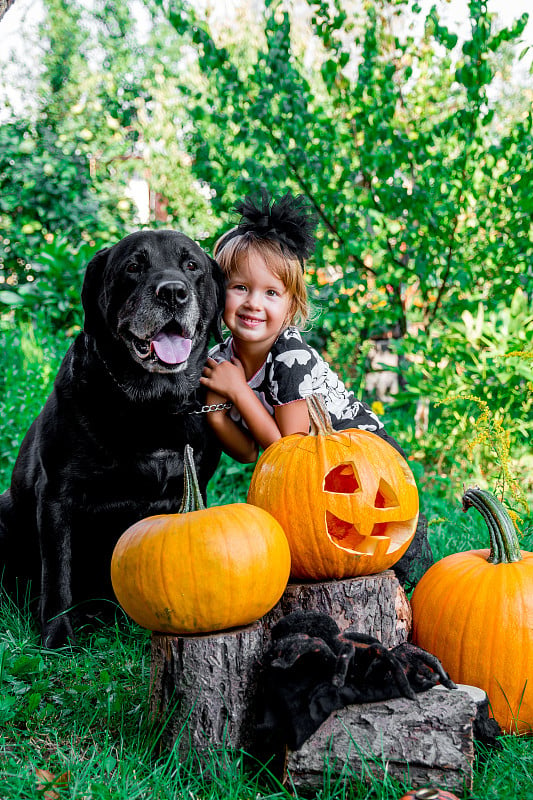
[42,615,76,649]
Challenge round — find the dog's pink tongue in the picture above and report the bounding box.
[152,332,192,364]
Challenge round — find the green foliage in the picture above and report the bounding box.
[384,289,533,493]
[208,451,255,505]
[0,237,106,333]
[0,317,70,490]
[0,120,106,282]
[152,0,532,349]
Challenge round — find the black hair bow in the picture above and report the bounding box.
[222,189,318,265]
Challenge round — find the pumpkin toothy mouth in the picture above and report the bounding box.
[326,511,393,555]
[323,462,411,556]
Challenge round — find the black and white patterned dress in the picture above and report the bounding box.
[208,327,384,433]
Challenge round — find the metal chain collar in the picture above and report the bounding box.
[190,401,233,414]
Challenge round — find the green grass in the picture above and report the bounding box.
[0,316,73,491]
[1,589,532,800]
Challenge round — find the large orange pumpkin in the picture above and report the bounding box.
[111,446,291,634]
[247,395,419,580]
[411,487,533,734]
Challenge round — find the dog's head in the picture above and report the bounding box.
[81,230,225,400]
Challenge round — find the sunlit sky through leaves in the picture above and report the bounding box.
[0,0,531,118]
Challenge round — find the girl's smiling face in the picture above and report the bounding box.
[223,251,292,353]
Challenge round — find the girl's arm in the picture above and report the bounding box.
[201,359,281,454]
[274,398,309,437]
[201,358,309,456]
[204,389,259,463]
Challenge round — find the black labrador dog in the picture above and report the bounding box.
[0,229,225,648]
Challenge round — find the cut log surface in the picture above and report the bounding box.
[265,570,412,647]
[286,685,477,792]
[150,622,265,756]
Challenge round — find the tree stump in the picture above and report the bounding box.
[286,685,478,793]
[265,570,412,647]
[150,622,265,759]
[150,571,410,755]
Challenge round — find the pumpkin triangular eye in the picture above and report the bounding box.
[324,463,360,493]
[374,478,399,509]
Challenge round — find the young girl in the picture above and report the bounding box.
[200,191,400,463]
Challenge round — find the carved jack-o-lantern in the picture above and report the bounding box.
[247,395,419,580]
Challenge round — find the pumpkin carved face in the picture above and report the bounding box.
[323,458,415,558]
[247,396,419,581]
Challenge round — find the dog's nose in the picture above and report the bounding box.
[156,279,189,306]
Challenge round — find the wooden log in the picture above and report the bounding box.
[150,622,265,757]
[265,570,412,647]
[150,572,411,758]
[286,685,478,793]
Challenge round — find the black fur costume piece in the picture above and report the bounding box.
[393,513,434,592]
[217,189,318,266]
[257,610,456,751]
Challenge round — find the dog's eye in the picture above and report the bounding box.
[185,260,198,271]
[126,260,140,274]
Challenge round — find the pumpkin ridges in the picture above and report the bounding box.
[412,523,533,733]
[133,519,154,628]
[514,569,531,713]
[482,562,525,729]
[316,433,340,577]
[498,563,530,726]
[122,517,155,629]
[249,424,419,581]
[153,517,177,630]
[162,518,185,626]
[453,555,494,682]
[111,503,291,634]
[224,509,236,620]
[279,436,332,579]
[413,555,461,660]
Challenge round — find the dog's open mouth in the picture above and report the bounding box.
[131,323,192,367]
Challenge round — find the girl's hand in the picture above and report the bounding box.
[201,357,248,403]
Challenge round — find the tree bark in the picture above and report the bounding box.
[150,622,265,760]
[286,685,477,793]
[150,571,411,755]
[265,570,412,647]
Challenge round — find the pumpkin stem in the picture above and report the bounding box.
[179,445,206,513]
[306,394,335,436]
[462,487,522,564]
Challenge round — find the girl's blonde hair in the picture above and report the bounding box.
[214,229,309,328]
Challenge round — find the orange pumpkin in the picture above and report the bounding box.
[411,487,533,734]
[247,395,419,580]
[111,446,291,634]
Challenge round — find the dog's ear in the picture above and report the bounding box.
[209,256,226,343]
[81,246,110,338]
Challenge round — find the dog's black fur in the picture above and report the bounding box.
[0,230,225,648]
